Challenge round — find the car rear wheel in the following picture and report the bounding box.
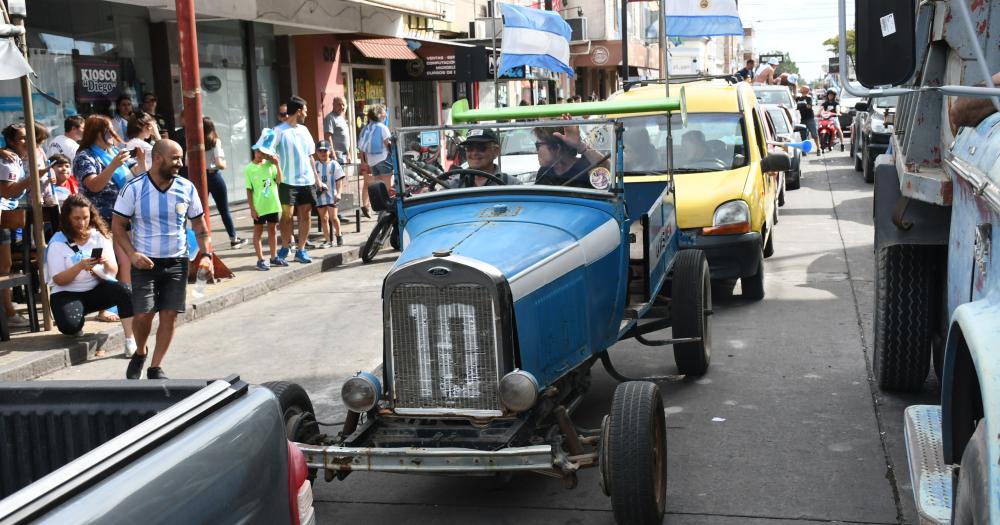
[671,250,711,376]
[786,169,801,190]
[863,146,875,183]
[603,381,667,525]
[742,248,765,300]
[873,245,935,391]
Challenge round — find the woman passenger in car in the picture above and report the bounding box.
[533,116,608,188]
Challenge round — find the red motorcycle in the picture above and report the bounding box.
[817,110,838,153]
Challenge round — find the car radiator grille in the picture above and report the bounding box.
[389,283,501,413]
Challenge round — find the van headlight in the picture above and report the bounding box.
[499,370,539,412]
[341,372,382,413]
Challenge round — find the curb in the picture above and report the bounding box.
[0,245,363,382]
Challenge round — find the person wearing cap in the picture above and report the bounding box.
[449,129,521,188]
[736,59,755,82]
[314,140,343,247]
[245,128,284,270]
[819,89,846,151]
[753,57,781,85]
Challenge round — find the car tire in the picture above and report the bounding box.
[389,224,400,251]
[863,146,875,183]
[742,248,765,300]
[604,381,667,525]
[763,227,775,258]
[854,138,863,172]
[873,245,934,391]
[361,215,395,263]
[952,420,989,525]
[778,184,786,207]
[786,169,801,190]
[261,381,320,480]
[671,250,711,376]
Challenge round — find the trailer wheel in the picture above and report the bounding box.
[604,381,667,525]
[952,420,989,525]
[742,249,765,300]
[262,381,319,444]
[873,245,934,391]
[671,250,711,376]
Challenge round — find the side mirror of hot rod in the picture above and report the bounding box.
[761,152,792,173]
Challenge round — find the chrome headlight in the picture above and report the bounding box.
[499,370,539,412]
[712,200,750,226]
[341,372,382,413]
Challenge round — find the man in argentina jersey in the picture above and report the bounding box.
[274,95,326,265]
[111,139,214,380]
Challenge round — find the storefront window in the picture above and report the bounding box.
[253,23,280,134]
[352,68,387,138]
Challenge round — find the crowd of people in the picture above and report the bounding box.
[0,91,369,379]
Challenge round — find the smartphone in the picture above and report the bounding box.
[128,148,138,158]
[90,247,103,259]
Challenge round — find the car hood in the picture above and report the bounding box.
[673,167,752,228]
[397,199,620,299]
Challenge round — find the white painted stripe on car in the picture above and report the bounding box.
[508,219,620,300]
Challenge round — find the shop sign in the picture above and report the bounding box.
[591,46,610,65]
[422,53,457,79]
[74,59,121,102]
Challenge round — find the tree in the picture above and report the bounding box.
[823,30,856,63]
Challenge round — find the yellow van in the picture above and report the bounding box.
[609,80,790,300]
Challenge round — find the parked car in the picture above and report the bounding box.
[850,95,898,183]
[0,377,316,525]
[753,85,800,125]
[611,80,788,300]
[498,127,542,183]
[762,103,806,199]
[296,97,721,525]
[839,95,863,136]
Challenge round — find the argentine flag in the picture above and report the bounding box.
[666,0,743,37]
[498,3,574,77]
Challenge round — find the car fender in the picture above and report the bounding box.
[941,299,1000,522]
[872,152,951,250]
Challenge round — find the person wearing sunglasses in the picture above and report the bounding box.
[533,117,607,188]
[448,128,520,188]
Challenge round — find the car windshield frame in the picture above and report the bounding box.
[394,118,623,205]
[620,112,749,175]
[754,88,794,107]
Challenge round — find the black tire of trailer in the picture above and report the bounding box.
[362,215,395,263]
[605,381,668,525]
[952,420,989,525]
[742,248,766,300]
[671,250,711,376]
[863,145,875,183]
[873,245,935,392]
[261,381,320,480]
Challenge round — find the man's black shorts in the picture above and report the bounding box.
[279,183,317,207]
[254,212,279,225]
[131,257,189,314]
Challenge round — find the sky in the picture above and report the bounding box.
[737,0,856,81]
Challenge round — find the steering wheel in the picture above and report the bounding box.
[441,168,509,186]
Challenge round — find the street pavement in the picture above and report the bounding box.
[39,147,938,524]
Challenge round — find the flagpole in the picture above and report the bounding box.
[491,4,500,108]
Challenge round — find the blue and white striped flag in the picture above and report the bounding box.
[666,0,743,37]
[498,3,574,77]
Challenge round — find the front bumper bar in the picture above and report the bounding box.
[297,443,558,473]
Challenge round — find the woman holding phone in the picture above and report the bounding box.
[46,194,137,356]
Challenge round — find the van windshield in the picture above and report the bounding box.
[621,113,748,174]
[755,89,794,106]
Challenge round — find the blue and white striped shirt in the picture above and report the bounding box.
[112,173,204,258]
[314,159,343,207]
[274,122,316,187]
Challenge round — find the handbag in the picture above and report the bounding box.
[0,209,25,230]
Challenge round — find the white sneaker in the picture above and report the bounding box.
[124,338,138,358]
[6,314,29,327]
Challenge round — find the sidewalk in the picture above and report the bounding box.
[0,201,380,381]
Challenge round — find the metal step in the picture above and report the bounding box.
[903,405,953,525]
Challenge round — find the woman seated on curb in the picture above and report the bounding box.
[45,194,137,357]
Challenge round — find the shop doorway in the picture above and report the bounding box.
[398,81,438,127]
[350,67,388,137]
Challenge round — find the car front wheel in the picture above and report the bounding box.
[604,381,667,525]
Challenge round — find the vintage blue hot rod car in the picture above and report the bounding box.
[290,97,730,524]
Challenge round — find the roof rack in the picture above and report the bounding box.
[623,74,741,92]
[450,92,686,124]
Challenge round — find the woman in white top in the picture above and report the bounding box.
[124,111,155,175]
[203,116,245,248]
[358,105,391,218]
[46,194,137,356]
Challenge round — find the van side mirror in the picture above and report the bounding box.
[855,101,870,112]
[761,152,791,173]
[854,0,916,88]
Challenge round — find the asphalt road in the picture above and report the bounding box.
[42,148,939,524]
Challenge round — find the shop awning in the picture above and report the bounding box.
[352,38,419,60]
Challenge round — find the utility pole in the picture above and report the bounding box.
[620,0,629,86]
[175,0,233,279]
[6,0,52,331]
[545,0,557,102]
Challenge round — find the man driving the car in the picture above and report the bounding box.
[677,130,713,166]
[449,128,521,188]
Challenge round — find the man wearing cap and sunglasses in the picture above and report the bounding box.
[449,129,521,188]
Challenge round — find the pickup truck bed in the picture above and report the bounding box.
[0,377,306,524]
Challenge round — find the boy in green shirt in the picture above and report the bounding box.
[245,129,284,270]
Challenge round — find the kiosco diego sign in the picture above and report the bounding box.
[75,59,122,102]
